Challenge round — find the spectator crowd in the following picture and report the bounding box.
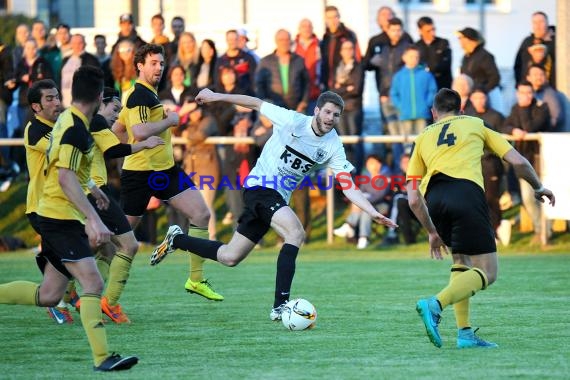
[0,6,565,248]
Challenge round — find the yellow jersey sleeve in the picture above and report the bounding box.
[483,127,513,158]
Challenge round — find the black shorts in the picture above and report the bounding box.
[88,185,132,235]
[27,212,41,235]
[425,174,496,255]
[236,187,287,244]
[37,216,93,279]
[120,165,197,217]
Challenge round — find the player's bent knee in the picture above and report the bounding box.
[284,229,305,246]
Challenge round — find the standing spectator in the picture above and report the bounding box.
[334,154,392,249]
[159,65,196,128]
[94,34,110,64]
[237,29,260,64]
[255,29,309,112]
[363,6,413,104]
[182,102,221,239]
[293,18,321,111]
[0,38,15,179]
[172,32,200,87]
[31,21,48,53]
[110,40,137,100]
[15,39,53,131]
[216,29,257,93]
[212,66,255,227]
[191,39,218,91]
[320,5,361,90]
[111,13,146,53]
[370,17,411,169]
[452,74,474,112]
[456,27,502,114]
[526,64,565,132]
[12,24,30,70]
[332,39,364,173]
[94,34,113,88]
[168,16,185,65]
[255,29,312,243]
[464,88,506,237]
[150,14,171,58]
[390,45,437,142]
[158,65,195,232]
[150,14,172,92]
[60,34,100,108]
[55,23,72,59]
[415,16,452,90]
[501,81,550,245]
[32,21,61,87]
[514,11,556,87]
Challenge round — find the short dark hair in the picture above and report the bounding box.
[57,23,70,31]
[471,85,488,96]
[316,91,344,113]
[171,16,184,25]
[417,16,433,29]
[134,44,164,75]
[102,87,120,104]
[517,80,533,89]
[28,79,58,108]
[433,88,461,114]
[527,63,546,73]
[94,34,106,41]
[366,154,383,163]
[532,11,548,21]
[72,66,104,103]
[388,17,403,27]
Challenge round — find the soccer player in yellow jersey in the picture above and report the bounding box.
[0,67,138,371]
[22,79,75,324]
[113,44,223,300]
[407,88,555,348]
[86,87,164,323]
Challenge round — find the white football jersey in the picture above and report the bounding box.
[246,102,354,202]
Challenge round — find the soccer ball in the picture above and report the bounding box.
[281,298,317,331]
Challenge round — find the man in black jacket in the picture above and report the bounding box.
[514,11,556,87]
[457,27,502,113]
[363,6,412,103]
[320,5,361,90]
[415,16,452,90]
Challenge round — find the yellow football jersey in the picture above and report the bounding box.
[24,115,54,214]
[407,115,513,194]
[89,114,120,189]
[118,80,174,171]
[38,106,94,222]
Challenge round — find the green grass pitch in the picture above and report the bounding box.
[0,248,568,379]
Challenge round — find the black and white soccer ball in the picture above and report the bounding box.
[281,298,317,331]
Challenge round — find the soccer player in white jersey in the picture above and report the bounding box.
[149,88,398,320]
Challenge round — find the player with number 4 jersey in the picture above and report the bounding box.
[406,88,555,349]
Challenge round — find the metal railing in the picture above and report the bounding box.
[0,133,545,245]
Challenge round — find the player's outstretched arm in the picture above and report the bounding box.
[342,185,398,228]
[503,149,555,206]
[195,88,262,112]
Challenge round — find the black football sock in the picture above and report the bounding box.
[274,243,299,308]
[173,234,222,262]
